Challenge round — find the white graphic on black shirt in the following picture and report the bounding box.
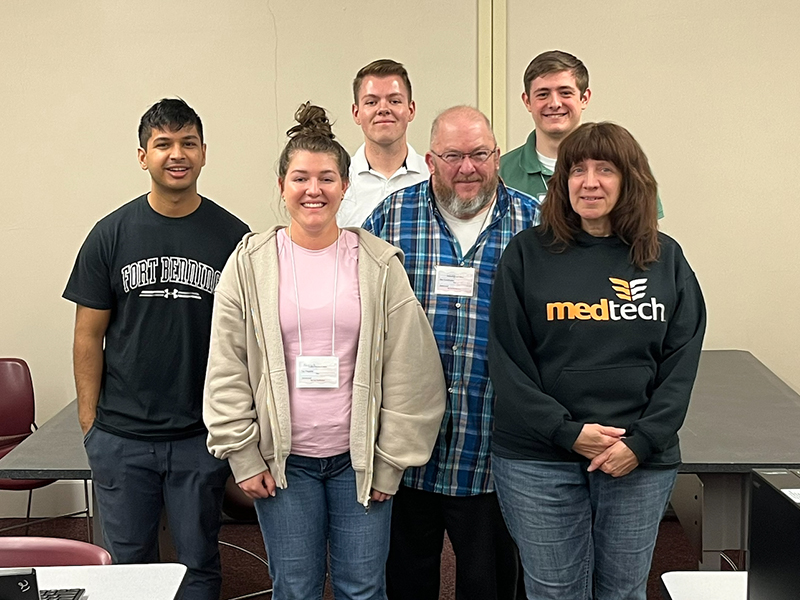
[139,289,202,300]
[121,256,221,297]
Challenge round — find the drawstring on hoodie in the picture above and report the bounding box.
[237,236,288,490]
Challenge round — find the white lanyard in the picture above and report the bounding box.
[287,226,340,357]
[288,227,341,388]
[538,173,550,204]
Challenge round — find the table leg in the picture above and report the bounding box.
[670,474,704,563]
[696,473,750,570]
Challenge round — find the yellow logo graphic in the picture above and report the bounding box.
[609,277,648,302]
[546,277,664,322]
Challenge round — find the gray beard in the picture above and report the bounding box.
[434,185,494,219]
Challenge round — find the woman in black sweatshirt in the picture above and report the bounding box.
[488,122,706,600]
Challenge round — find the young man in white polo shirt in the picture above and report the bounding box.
[337,59,429,227]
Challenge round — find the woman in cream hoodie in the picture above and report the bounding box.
[203,103,446,600]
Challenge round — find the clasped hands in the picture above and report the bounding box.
[572,424,639,477]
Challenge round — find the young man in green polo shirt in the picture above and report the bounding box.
[500,50,663,218]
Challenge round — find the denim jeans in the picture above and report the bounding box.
[492,454,677,600]
[84,427,230,600]
[254,453,392,600]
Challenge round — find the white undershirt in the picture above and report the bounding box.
[437,199,496,255]
[537,150,557,175]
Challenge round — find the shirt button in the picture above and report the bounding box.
[452,345,458,351]
[448,387,453,393]
[455,302,461,308]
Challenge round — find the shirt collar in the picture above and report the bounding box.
[352,143,426,177]
[519,130,549,176]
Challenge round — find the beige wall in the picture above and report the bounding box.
[0,0,477,429]
[506,0,800,394]
[1,0,798,511]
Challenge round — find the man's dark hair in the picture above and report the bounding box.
[352,59,413,104]
[523,50,589,97]
[138,98,203,149]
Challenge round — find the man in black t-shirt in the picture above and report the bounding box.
[63,99,249,600]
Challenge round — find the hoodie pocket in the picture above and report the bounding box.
[550,364,653,428]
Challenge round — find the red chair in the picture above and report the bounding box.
[0,358,91,538]
[0,536,111,566]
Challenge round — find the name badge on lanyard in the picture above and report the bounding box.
[434,265,476,297]
[288,227,342,389]
[296,355,340,388]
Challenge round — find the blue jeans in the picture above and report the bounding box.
[84,427,230,600]
[254,453,392,600]
[492,454,677,600]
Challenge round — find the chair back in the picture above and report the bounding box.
[0,358,36,438]
[0,537,112,567]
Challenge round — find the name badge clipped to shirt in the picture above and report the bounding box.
[296,356,340,388]
[434,265,476,297]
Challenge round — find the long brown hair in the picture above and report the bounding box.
[540,122,660,269]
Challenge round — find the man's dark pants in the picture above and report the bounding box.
[85,428,230,600]
[386,485,519,600]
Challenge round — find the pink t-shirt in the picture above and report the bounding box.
[277,228,361,457]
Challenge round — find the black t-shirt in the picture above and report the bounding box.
[63,195,249,440]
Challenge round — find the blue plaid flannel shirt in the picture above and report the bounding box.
[363,179,540,496]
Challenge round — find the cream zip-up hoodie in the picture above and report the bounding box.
[203,226,446,505]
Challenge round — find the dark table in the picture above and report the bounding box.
[672,350,800,569]
[0,401,180,553]
[3,351,799,568]
[0,400,88,480]
[0,400,97,542]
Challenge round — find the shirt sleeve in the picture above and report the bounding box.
[361,199,387,236]
[62,223,114,309]
[371,257,447,494]
[203,252,268,483]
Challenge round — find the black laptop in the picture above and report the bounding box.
[0,568,84,600]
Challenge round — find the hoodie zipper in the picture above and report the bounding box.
[362,262,390,508]
[241,246,287,489]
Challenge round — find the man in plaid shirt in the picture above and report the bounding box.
[363,105,540,600]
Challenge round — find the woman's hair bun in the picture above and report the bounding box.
[286,102,335,140]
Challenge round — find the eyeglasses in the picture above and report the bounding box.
[431,146,498,165]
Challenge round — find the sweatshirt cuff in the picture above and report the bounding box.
[621,433,652,464]
[371,456,404,496]
[227,444,269,484]
[552,421,584,453]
